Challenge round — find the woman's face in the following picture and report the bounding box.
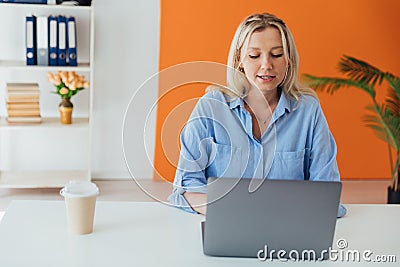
[241,27,287,96]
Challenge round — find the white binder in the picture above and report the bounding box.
[37,16,48,66]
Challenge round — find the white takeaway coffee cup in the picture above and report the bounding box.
[60,181,99,235]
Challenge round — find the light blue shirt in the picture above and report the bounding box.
[168,90,346,218]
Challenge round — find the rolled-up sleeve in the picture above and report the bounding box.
[168,100,211,213]
[337,204,347,218]
[309,103,347,218]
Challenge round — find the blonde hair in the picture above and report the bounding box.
[217,13,317,101]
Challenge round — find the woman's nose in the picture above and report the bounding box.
[260,55,272,70]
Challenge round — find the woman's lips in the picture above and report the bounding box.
[257,75,276,82]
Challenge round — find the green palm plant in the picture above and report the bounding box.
[303,55,400,193]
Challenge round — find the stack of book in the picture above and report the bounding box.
[6,83,42,123]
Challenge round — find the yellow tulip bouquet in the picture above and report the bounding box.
[47,71,90,124]
[47,71,90,99]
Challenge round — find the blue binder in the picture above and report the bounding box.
[57,15,67,66]
[48,15,58,66]
[0,0,47,3]
[66,16,77,66]
[25,15,37,65]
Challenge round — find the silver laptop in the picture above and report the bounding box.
[202,177,341,260]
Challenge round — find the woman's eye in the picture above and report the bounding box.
[271,54,283,58]
[249,55,259,59]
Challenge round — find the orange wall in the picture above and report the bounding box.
[154,0,400,181]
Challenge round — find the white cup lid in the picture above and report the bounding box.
[60,181,99,198]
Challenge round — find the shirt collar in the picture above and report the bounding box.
[275,91,294,115]
[227,96,243,110]
[227,91,294,113]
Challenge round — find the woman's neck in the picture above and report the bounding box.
[245,88,280,115]
[243,88,281,141]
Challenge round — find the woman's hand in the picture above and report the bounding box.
[183,192,207,215]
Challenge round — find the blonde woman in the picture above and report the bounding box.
[168,13,346,217]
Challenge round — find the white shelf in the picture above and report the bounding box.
[0,117,89,129]
[0,2,94,188]
[0,3,91,11]
[0,60,90,72]
[0,170,89,188]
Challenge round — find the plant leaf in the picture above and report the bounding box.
[386,87,400,117]
[303,74,376,98]
[339,55,386,87]
[364,105,400,151]
[385,74,400,103]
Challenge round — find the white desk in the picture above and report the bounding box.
[0,201,399,266]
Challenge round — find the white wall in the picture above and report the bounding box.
[0,1,158,180]
[91,0,160,179]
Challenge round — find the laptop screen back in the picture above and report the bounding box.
[203,178,341,259]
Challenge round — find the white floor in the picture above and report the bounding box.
[0,179,392,221]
